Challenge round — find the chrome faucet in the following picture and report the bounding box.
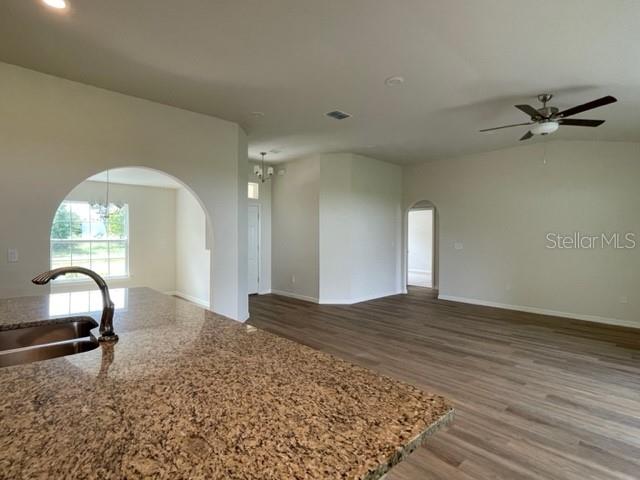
[32,267,118,342]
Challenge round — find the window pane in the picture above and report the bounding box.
[51,204,72,240]
[248,182,259,200]
[70,202,91,223]
[65,259,90,279]
[91,241,109,260]
[90,204,105,222]
[110,258,127,276]
[51,259,71,270]
[90,222,107,239]
[53,203,71,224]
[109,241,127,259]
[69,242,90,261]
[51,242,71,262]
[51,223,70,240]
[107,206,127,239]
[91,259,109,277]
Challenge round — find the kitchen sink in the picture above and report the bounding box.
[0,317,100,368]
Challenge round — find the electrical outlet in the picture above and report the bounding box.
[619,296,628,304]
[454,242,464,250]
[291,274,296,284]
[7,248,18,263]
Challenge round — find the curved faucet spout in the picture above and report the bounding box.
[32,267,118,342]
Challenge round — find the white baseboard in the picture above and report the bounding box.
[437,294,638,329]
[409,269,432,275]
[165,291,210,309]
[319,291,403,305]
[271,289,319,304]
[258,289,272,295]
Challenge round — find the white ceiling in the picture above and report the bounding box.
[1,0,639,164]
[88,167,183,189]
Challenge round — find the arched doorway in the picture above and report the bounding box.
[405,200,438,292]
[48,167,212,308]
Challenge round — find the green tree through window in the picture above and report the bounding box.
[50,201,129,278]
[51,207,83,239]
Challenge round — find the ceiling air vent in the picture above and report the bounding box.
[325,110,352,120]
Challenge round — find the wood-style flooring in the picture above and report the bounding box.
[248,287,640,480]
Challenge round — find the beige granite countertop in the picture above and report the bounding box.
[0,288,453,479]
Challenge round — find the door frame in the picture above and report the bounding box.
[248,203,261,295]
[403,200,438,292]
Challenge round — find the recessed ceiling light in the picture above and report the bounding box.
[385,76,405,87]
[43,0,67,9]
[250,111,265,118]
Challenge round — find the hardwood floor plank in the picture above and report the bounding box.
[248,288,640,479]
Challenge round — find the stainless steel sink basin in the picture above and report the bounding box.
[0,317,99,368]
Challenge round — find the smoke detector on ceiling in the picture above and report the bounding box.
[385,76,405,87]
[325,110,352,120]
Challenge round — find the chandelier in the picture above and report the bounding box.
[253,152,274,183]
[90,170,124,222]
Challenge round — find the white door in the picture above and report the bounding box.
[248,205,260,294]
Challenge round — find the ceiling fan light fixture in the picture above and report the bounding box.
[531,121,559,136]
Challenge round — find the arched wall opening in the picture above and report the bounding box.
[48,167,212,308]
[403,200,439,292]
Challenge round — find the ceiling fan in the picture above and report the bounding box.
[479,94,617,141]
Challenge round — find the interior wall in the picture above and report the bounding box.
[271,156,320,301]
[273,153,402,304]
[318,154,353,302]
[56,180,178,294]
[248,162,272,294]
[408,209,433,276]
[175,187,210,307]
[0,62,248,321]
[403,140,640,327]
[347,154,402,302]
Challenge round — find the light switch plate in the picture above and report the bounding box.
[7,248,18,263]
[454,242,464,250]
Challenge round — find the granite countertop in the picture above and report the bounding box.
[0,287,453,479]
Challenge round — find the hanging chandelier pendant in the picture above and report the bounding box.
[253,152,274,183]
[90,169,123,223]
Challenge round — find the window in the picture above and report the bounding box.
[50,201,129,279]
[248,182,259,200]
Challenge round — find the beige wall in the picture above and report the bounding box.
[403,140,640,327]
[271,157,320,301]
[0,62,248,321]
[343,154,402,302]
[318,154,353,301]
[175,187,210,307]
[274,153,402,304]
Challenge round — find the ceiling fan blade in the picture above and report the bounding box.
[479,122,533,132]
[557,96,617,118]
[558,119,605,127]
[520,131,533,141]
[515,104,542,119]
